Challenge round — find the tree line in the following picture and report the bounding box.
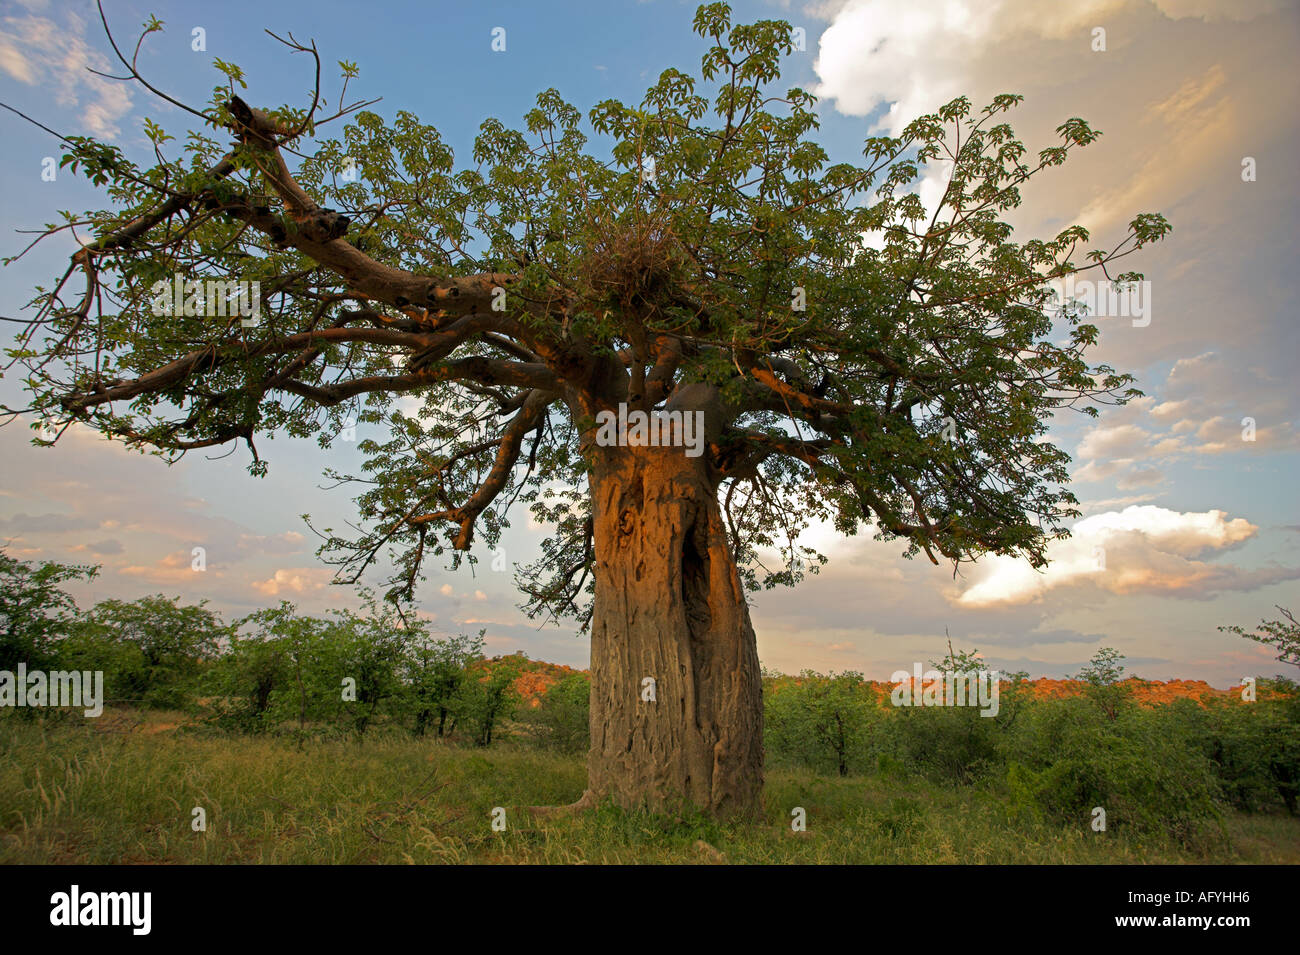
[0,548,588,750]
[765,643,1299,849]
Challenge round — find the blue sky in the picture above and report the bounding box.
[1,0,1297,684]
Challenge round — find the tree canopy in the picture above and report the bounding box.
[2,2,1170,626]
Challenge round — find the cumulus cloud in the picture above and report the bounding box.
[1115,466,1164,489]
[1160,354,1299,454]
[1082,506,1255,555]
[121,549,222,585]
[237,531,307,556]
[812,0,1286,135]
[1076,494,1160,514]
[250,568,332,597]
[1070,353,1300,484]
[1077,424,1156,461]
[956,505,1295,606]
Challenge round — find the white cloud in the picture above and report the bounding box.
[955,505,1287,606]
[812,0,1287,136]
[1077,423,1154,461]
[1076,493,1159,514]
[250,568,331,597]
[1149,0,1291,20]
[0,6,133,137]
[1068,349,1300,487]
[1081,506,1255,555]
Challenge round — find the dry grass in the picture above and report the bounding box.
[2,710,1297,865]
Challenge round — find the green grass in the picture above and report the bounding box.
[2,711,1297,864]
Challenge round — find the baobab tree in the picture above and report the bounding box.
[1,3,1169,816]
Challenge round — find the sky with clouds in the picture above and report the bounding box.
[0,0,1296,683]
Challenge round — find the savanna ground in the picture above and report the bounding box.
[2,709,1296,865]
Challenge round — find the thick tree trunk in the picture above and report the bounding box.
[575,441,764,817]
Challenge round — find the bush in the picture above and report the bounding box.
[1005,698,1225,849]
[457,658,522,747]
[886,704,1004,785]
[401,631,483,738]
[876,647,1029,785]
[765,671,879,777]
[0,551,96,672]
[62,595,227,709]
[523,672,591,753]
[332,603,407,736]
[1197,684,1300,815]
[209,601,479,741]
[203,632,288,734]
[1070,646,1135,722]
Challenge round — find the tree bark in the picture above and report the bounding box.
[575,440,764,817]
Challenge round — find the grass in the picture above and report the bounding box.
[2,710,1297,864]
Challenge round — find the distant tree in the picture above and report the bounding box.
[526,671,592,753]
[0,548,96,671]
[236,602,334,740]
[880,643,1015,783]
[459,656,522,747]
[403,629,484,738]
[67,594,229,708]
[337,599,411,735]
[206,624,289,732]
[1219,607,1300,672]
[766,670,875,777]
[1070,646,1131,722]
[929,638,990,676]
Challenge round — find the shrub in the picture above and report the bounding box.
[62,595,227,709]
[765,671,879,777]
[457,657,522,747]
[1198,684,1300,815]
[401,631,483,738]
[878,646,1028,785]
[203,633,288,733]
[524,671,591,753]
[886,703,1004,785]
[1005,698,1225,849]
[0,550,96,672]
[1070,646,1135,722]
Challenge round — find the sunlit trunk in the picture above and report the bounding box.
[576,441,763,817]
